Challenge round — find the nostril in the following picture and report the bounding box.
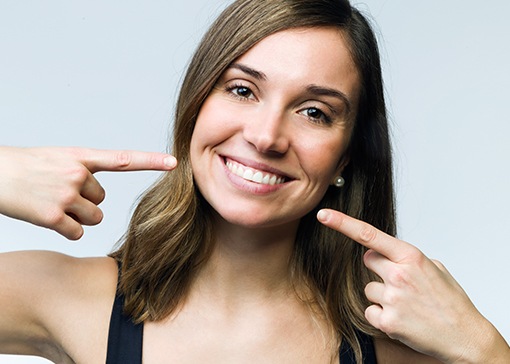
[245,132,289,155]
[242,112,289,154]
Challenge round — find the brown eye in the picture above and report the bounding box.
[235,86,251,98]
[227,84,255,100]
[300,107,332,124]
[306,107,322,119]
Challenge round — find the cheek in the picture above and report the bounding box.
[192,98,239,148]
[191,101,221,153]
[298,138,347,183]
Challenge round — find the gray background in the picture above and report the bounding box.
[1,1,508,362]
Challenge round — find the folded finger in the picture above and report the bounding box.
[363,249,394,280]
[66,199,104,226]
[80,173,106,205]
[52,215,85,241]
[365,304,384,331]
[365,281,385,305]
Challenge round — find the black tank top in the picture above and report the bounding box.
[106,293,377,364]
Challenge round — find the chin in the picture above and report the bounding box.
[210,204,302,231]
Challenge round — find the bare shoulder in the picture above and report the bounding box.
[0,250,118,301]
[374,338,442,364]
[0,250,119,362]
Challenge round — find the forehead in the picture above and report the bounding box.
[233,27,360,102]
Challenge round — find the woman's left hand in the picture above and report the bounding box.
[317,209,510,363]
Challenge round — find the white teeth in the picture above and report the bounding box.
[226,160,285,186]
[242,169,253,180]
[252,171,263,183]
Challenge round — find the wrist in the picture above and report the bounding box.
[452,319,510,364]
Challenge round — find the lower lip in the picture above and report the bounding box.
[220,156,287,195]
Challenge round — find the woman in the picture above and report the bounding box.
[0,0,508,363]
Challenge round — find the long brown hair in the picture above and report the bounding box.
[111,1,395,362]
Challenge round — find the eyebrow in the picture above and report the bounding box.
[228,63,267,81]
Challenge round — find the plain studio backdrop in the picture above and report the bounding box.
[1,1,509,363]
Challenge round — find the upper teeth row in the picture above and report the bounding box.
[226,160,284,185]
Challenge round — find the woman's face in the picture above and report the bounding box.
[190,27,361,230]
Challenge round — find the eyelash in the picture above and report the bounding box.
[224,83,333,125]
[300,106,333,125]
[225,83,255,101]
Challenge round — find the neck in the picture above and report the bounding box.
[194,216,300,304]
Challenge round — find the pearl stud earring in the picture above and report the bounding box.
[333,176,345,188]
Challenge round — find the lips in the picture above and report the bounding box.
[225,158,287,185]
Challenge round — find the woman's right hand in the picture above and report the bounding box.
[0,146,177,240]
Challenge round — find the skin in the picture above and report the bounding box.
[317,209,510,363]
[0,147,176,363]
[147,27,359,363]
[0,147,176,240]
[189,27,356,232]
[0,27,509,363]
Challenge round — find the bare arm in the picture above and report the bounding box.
[0,251,77,358]
[0,251,118,361]
[0,146,176,358]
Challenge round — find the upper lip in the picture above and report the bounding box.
[221,155,296,181]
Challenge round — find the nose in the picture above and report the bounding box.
[242,107,290,155]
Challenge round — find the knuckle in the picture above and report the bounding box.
[115,151,132,169]
[359,225,377,243]
[365,305,400,339]
[62,146,79,157]
[145,154,159,169]
[364,282,373,298]
[378,319,395,337]
[363,248,376,263]
[73,167,89,182]
[409,248,425,262]
[406,249,428,270]
[387,266,410,286]
[66,165,89,186]
[364,304,378,322]
[431,259,446,270]
[65,147,89,165]
[44,209,67,228]
[59,190,78,207]
[383,289,401,306]
[378,312,400,338]
[91,208,104,225]
[97,187,106,204]
[67,227,84,241]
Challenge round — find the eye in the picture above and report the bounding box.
[300,106,332,124]
[226,83,256,100]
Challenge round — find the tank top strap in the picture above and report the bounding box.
[105,264,144,364]
[105,263,375,364]
[339,329,377,363]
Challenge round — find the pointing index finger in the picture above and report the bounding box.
[77,149,177,173]
[317,209,411,263]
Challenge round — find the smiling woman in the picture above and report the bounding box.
[1,0,509,364]
[190,28,356,229]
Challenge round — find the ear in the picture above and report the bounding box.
[330,153,350,186]
[335,153,350,176]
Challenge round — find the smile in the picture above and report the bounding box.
[225,159,286,185]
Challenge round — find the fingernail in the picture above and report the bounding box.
[317,209,330,222]
[164,156,177,168]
